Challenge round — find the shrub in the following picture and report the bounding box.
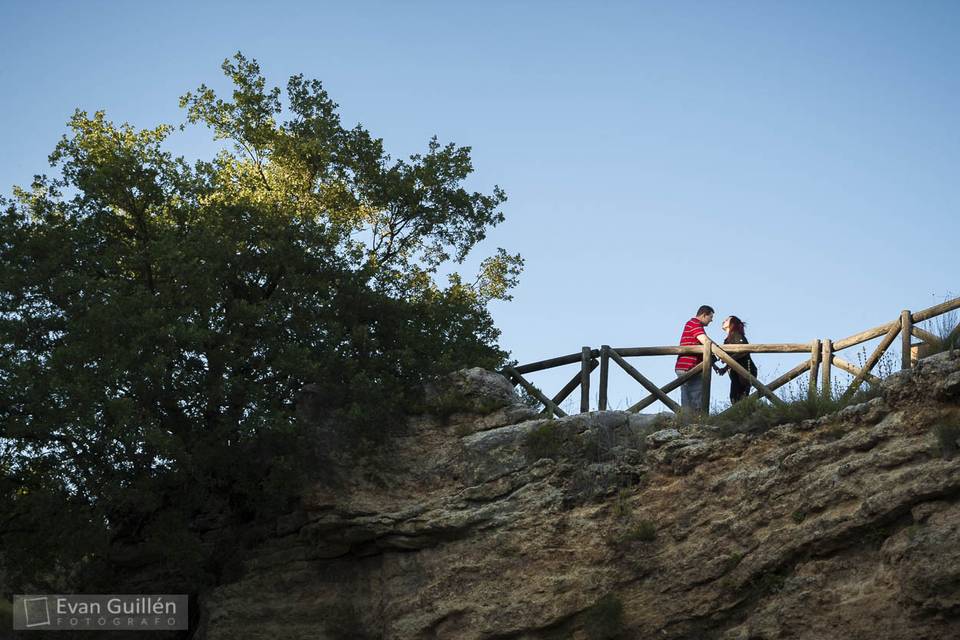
[523,423,566,461]
[918,302,959,357]
[623,520,656,542]
[608,491,657,545]
[749,571,787,595]
[932,422,960,459]
[582,593,625,640]
[715,386,882,436]
[612,488,632,519]
[419,388,507,422]
[515,386,544,411]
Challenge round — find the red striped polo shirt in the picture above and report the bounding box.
[675,318,706,371]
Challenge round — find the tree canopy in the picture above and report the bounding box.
[0,53,521,593]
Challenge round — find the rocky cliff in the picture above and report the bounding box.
[197,352,960,640]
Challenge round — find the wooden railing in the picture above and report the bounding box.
[502,296,960,417]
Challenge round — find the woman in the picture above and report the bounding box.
[715,315,758,404]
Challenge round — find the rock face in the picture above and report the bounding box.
[197,353,960,640]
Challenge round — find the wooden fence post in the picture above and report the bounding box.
[901,310,912,371]
[627,363,702,414]
[549,360,597,413]
[809,339,821,400]
[599,345,610,411]
[712,343,784,406]
[821,339,833,398]
[608,349,683,414]
[581,347,591,413]
[701,337,712,415]
[844,322,901,398]
[505,367,567,418]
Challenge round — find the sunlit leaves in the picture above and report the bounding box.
[179,52,514,301]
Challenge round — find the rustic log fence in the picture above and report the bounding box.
[502,296,960,417]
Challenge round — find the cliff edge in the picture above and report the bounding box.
[198,352,960,639]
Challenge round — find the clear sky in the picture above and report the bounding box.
[2,1,958,412]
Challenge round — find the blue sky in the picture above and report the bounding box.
[2,1,958,411]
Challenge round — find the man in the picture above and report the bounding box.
[675,305,715,414]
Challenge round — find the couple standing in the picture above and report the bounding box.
[674,305,758,413]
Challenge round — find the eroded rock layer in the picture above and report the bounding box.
[198,353,960,640]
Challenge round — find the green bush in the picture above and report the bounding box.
[582,593,625,640]
[715,386,882,436]
[515,386,544,411]
[918,305,959,357]
[932,422,960,459]
[749,571,787,595]
[524,423,566,461]
[623,520,656,542]
[612,488,632,519]
[418,388,507,422]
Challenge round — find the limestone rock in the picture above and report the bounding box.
[646,428,682,446]
[198,354,960,640]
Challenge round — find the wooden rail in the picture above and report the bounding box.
[502,296,960,417]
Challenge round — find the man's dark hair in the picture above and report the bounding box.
[696,305,715,316]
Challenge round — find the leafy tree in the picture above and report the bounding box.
[0,53,521,593]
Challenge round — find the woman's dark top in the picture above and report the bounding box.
[724,331,757,403]
[724,332,757,375]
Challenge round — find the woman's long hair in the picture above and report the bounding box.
[728,315,747,341]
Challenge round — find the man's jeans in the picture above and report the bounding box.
[676,368,703,414]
